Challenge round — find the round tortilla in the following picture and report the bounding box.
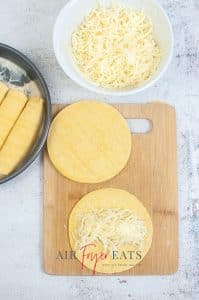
[47,100,131,183]
[69,188,153,274]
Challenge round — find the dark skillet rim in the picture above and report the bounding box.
[0,43,51,184]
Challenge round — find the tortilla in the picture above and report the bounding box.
[0,97,43,175]
[47,101,131,183]
[0,89,27,149]
[0,82,8,104]
[69,188,153,274]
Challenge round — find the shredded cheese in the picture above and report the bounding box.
[73,208,147,253]
[71,4,161,89]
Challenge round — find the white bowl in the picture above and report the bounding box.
[53,0,173,96]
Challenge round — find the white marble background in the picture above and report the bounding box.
[0,0,198,299]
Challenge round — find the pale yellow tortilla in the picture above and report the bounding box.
[0,82,8,104]
[0,97,44,175]
[69,188,153,274]
[47,101,131,183]
[0,89,27,149]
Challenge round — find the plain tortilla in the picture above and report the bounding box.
[47,100,132,183]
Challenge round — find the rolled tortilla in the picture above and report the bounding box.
[0,97,44,176]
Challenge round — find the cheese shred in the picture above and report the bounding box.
[73,208,147,253]
[71,3,161,89]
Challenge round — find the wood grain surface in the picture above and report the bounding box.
[43,102,178,275]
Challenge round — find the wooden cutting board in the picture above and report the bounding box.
[43,102,178,275]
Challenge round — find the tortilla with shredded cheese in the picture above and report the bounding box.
[69,188,153,274]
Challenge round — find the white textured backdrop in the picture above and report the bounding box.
[0,0,198,299]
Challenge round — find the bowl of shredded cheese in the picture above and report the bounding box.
[53,0,173,96]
